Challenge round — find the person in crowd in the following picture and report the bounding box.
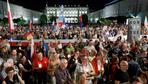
[0,54,5,83]
[18,55,32,84]
[75,55,95,84]
[91,51,106,84]
[48,49,60,84]
[1,58,19,80]
[67,50,80,80]
[85,40,97,54]
[0,45,9,61]
[138,49,148,71]
[55,58,73,84]
[108,56,119,83]
[137,71,147,84]
[127,54,141,81]
[10,49,18,65]
[131,77,144,84]
[65,42,75,58]
[114,60,129,84]
[94,40,100,52]
[32,51,48,84]
[2,67,24,84]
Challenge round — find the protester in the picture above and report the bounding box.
[114,60,129,84]
[2,67,24,84]
[55,58,73,84]
[32,51,48,84]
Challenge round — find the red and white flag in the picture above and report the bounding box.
[7,0,14,33]
[29,20,32,30]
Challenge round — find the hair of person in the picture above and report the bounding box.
[11,48,17,52]
[119,60,128,66]
[137,70,147,79]
[60,58,67,64]
[131,76,143,83]
[5,67,14,74]
[96,51,103,57]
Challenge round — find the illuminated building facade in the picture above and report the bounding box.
[46,6,88,23]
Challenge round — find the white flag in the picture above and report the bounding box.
[30,38,34,58]
[144,16,148,29]
[126,19,128,25]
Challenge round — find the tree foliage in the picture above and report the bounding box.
[13,17,26,25]
[98,18,112,25]
[82,14,88,26]
[49,15,57,23]
[39,14,47,25]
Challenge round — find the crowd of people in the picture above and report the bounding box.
[0,23,148,84]
[0,23,148,40]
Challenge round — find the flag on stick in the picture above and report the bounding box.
[7,0,14,33]
[29,20,32,30]
[144,16,148,29]
[30,37,34,58]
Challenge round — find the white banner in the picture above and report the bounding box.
[127,18,141,42]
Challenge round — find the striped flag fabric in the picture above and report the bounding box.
[29,20,32,30]
[7,0,14,33]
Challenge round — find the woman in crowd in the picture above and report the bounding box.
[32,51,48,84]
[18,55,32,84]
[91,51,106,84]
[48,49,60,84]
[108,56,120,83]
[75,55,95,84]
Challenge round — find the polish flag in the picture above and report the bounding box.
[29,20,32,30]
[7,0,14,33]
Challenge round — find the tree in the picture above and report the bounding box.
[39,14,47,26]
[49,15,56,23]
[18,17,26,25]
[82,14,88,26]
[0,18,2,25]
[99,18,112,25]
[13,17,26,25]
[3,17,8,25]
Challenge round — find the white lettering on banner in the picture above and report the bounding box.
[127,18,141,42]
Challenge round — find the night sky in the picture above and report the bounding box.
[2,0,120,12]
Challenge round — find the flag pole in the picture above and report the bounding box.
[29,19,32,31]
[30,34,34,59]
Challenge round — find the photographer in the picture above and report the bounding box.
[2,67,24,84]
